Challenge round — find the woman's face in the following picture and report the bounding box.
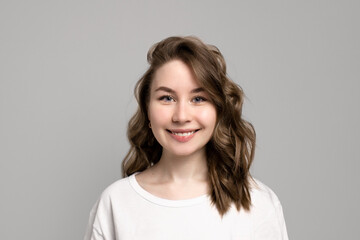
[147,59,217,158]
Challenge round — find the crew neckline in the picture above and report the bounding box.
[129,172,209,207]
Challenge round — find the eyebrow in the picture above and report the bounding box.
[155,86,205,94]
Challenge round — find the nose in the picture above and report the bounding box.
[172,101,192,124]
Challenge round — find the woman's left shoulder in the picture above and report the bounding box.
[246,178,289,239]
[249,178,283,209]
[245,177,287,224]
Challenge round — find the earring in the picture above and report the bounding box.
[149,122,152,128]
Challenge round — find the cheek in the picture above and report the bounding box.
[148,105,171,126]
[197,107,217,127]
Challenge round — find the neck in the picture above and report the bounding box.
[153,149,208,183]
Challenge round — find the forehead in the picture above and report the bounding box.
[151,60,200,91]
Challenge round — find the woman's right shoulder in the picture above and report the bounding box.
[84,174,137,240]
[88,174,136,216]
[99,174,134,199]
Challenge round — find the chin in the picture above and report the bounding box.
[166,146,204,158]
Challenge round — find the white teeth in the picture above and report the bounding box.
[172,131,195,136]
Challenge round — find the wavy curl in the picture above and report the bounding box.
[122,36,256,217]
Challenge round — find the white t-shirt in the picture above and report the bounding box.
[84,172,289,240]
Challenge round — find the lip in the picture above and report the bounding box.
[166,129,200,142]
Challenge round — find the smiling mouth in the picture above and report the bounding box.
[166,129,200,136]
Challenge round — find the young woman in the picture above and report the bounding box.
[84,36,289,240]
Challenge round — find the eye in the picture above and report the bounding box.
[192,96,207,103]
[159,95,175,102]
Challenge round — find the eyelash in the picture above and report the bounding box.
[159,95,175,102]
[158,95,207,103]
[192,96,207,103]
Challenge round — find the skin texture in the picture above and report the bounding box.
[136,60,217,200]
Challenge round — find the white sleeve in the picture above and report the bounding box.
[254,200,289,240]
[83,198,105,240]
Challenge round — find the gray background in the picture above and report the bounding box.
[1,0,359,239]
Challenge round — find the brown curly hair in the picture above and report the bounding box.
[122,36,256,217]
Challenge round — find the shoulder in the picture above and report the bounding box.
[247,178,285,223]
[84,177,130,239]
[84,175,137,240]
[98,175,134,203]
[250,178,282,208]
[88,175,135,223]
[247,178,289,239]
